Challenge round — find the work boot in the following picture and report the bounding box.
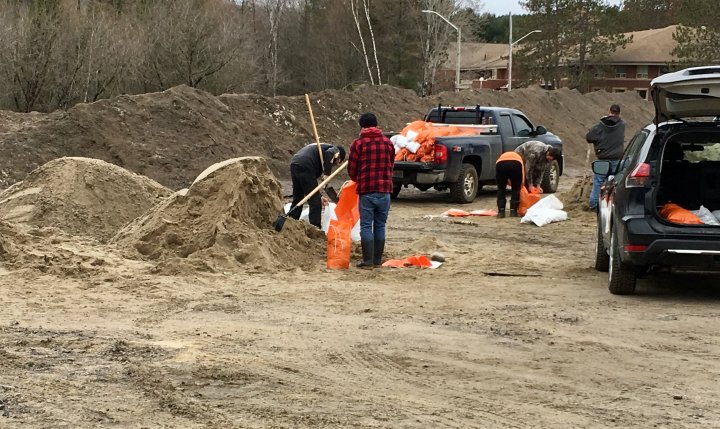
[373,240,385,267]
[497,208,506,218]
[509,201,519,217]
[357,240,374,269]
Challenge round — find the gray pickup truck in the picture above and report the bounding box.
[392,105,563,203]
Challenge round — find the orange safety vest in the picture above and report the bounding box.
[496,151,525,184]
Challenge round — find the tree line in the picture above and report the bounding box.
[0,0,717,113]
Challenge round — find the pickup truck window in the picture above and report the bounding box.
[426,110,492,124]
[498,115,513,136]
[511,114,533,136]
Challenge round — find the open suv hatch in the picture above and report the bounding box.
[592,66,720,294]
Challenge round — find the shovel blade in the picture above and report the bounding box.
[325,186,339,203]
[272,214,286,232]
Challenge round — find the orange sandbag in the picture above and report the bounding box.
[659,203,703,225]
[327,181,360,269]
[445,209,470,217]
[469,209,498,216]
[400,120,428,135]
[518,186,541,216]
[382,255,433,268]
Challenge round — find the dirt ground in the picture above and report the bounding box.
[1,86,718,428]
[3,168,720,428]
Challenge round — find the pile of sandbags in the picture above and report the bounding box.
[392,120,491,162]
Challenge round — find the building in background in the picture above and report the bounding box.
[434,25,678,99]
[433,42,509,93]
[582,25,677,99]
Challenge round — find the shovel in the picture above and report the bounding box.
[273,161,348,232]
[305,94,339,202]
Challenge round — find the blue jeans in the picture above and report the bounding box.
[589,160,620,209]
[359,193,391,242]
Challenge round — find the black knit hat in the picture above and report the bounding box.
[359,112,378,128]
[610,104,621,114]
[336,146,346,162]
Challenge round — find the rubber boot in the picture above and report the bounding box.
[373,240,385,268]
[509,201,519,218]
[497,198,506,218]
[357,240,374,269]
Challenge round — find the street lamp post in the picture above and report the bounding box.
[422,9,461,93]
[508,13,541,92]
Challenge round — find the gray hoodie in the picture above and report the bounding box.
[585,115,625,160]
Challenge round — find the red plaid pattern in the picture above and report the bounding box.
[348,127,395,195]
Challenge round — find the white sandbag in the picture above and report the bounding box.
[406,130,419,141]
[691,205,720,226]
[520,195,567,227]
[406,141,421,153]
[284,202,309,221]
[390,134,408,153]
[351,221,360,242]
[320,202,360,241]
[521,208,568,227]
[532,194,564,211]
[321,202,337,232]
[713,210,720,223]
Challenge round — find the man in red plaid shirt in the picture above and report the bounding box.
[348,112,395,269]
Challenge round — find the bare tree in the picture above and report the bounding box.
[362,0,381,85]
[350,0,376,84]
[0,1,61,112]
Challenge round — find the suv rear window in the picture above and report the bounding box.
[684,143,720,162]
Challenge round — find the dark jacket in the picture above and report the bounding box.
[290,143,339,177]
[348,127,395,194]
[585,115,625,160]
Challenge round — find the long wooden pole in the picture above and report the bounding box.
[305,94,324,173]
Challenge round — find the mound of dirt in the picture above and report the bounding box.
[0,157,170,242]
[112,157,325,272]
[0,221,117,278]
[560,175,594,214]
[0,84,653,191]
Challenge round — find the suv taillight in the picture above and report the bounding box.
[435,145,448,164]
[626,162,650,188]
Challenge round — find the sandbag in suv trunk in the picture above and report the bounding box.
[655,135,720,225]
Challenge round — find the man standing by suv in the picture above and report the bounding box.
[586,103,626,211]
[348,112,395,269]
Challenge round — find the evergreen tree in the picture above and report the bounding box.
[672,0,720,66]
[516,0,630,91]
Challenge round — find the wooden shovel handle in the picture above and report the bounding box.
[305,94,324,172]
[290,161,348,209]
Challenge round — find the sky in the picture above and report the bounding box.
[482,0,623,16]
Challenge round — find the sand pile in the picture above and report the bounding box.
[560,175,593,213]
[112,157,325,272]
[0,85,653,190]
[0,157,170,242]
[0,221,117,278]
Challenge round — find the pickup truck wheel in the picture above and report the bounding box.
[449,163,478,204]
[391,183,401,199]
[594,212,609,272]
[541,160,560,193]
[608,225,636,294]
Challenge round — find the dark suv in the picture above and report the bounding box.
[593,66,720,294]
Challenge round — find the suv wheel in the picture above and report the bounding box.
[450,163,478,204]
[608,225,636,294]
[594,213,609,272]
[541,160,560,193]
